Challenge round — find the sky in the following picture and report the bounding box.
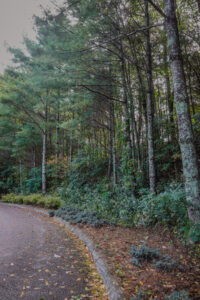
[0,0,63,74]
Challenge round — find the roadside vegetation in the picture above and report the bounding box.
[1,193,62,209]
[0,0,200,298]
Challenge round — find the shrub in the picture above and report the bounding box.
[165,290,190,300]
[130,244,161,267]
[49,210,55,217]
[0,193,62,209]
[154,255,184,272]
[130,244,183,272]
[137,184,187,227]
[58,182,137,224]
[131,290,190,300]
[55,206,108,227]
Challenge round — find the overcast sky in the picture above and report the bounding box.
[0,0,63,74]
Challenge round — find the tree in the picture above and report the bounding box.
[162,0,200,222]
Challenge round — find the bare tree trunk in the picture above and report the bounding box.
[164,39,175,140]
[108,103,113,178]
[62,128,65,159]
[19,159,23,194]
[103,128,107,158]
[55,101,60,180]
[42,98,47,195]
[145,0,156,193]
[163,0,200,223]
[33,146,36,179]
[69,112,74,165]
[110,99,117,185]
[196,0,200,12]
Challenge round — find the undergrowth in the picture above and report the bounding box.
[130,244,183,272]
[131,289,190,300]
[56,206,108,227]
[1,193,62,209]
[58,180,200,242]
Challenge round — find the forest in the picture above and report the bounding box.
[0,0,200,243]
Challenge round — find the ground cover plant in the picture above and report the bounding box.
[55,206,108,227]
[130,244,183,272]
[131,289,190,300]
[0,193,62,209]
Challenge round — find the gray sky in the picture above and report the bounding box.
[0,0,62,74]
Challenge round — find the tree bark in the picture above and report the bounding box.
[19,159,23,194]
[55,101,60,181]
[196,0,200,12]
[163,0,200,222]
[145,0,156,193]
[163,38,175,140]
[42,98,47,195]
[110,99,117,185]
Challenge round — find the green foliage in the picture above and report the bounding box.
[155,255,184,272]
[185,223,200,243]
[130,244,161,267]
[1,193,62,209]
[0,0,199,248]
[137,184,187,227]
[131,290,190,300]
[56,206,107,227]
[130,244,183,272]
[48,210,55,217]
[24,168,42,194]
[165,290,190,300]
[59,182,136,224]
[131,289,152,300]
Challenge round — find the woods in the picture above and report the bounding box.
[0,0,200,240]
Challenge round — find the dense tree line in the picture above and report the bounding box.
[0,0,199,230]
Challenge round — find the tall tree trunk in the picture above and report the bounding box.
[163,0,200,222]
[196,0,200,12]
[122,60,132,159]
[108,102,113,178]
[55,101,60,180]
[164,39,175,140]
[145,0,156,193]
[69,112,74,165]
[33,146,36,179]
[19,159,23,194]
[42,98,47,195]
[110,99,117,185]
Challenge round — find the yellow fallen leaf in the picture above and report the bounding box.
[45,269,50,273]
[20,291,24,298]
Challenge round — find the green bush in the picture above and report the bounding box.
[58,182,137,224]
[130,244,183,272]
[137,184,187,227]
[56,206,108,227]
[165,290,190,300]
[0,193,62,209]
[130,244,161,267]
[131,290,190,300]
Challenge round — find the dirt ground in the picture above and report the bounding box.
[78,223,200,299]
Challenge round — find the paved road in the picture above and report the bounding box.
[0,204,91,300]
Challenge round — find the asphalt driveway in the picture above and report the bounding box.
[0,204,91,300]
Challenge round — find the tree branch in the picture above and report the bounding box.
[147,0,167,18]
[79,85,124,104]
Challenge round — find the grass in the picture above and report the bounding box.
[0,193,62,209]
